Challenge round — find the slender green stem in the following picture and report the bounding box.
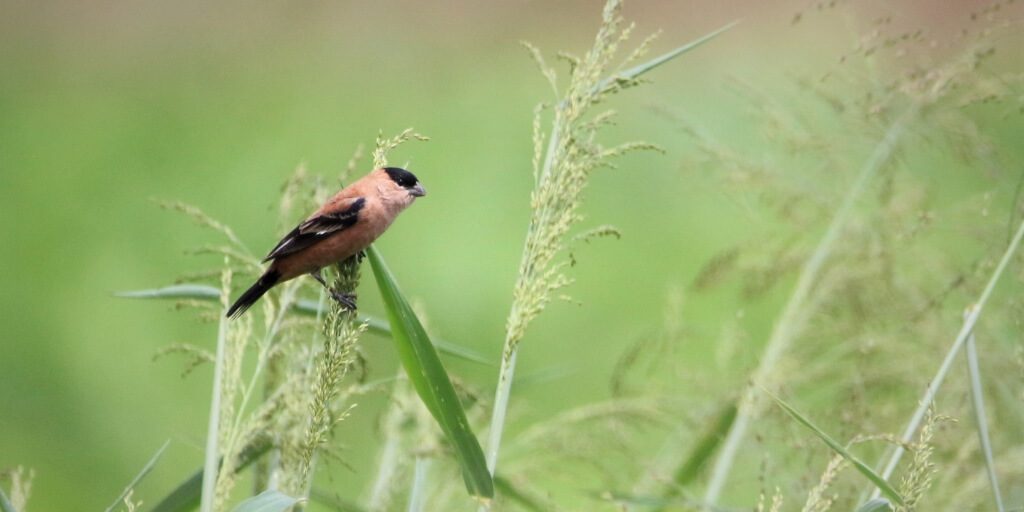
[767,390,904,505]
[366,371,408,511]
[484,347,520,475]
[867,216,1024,499]
[483,58,563,481]
[104,440,170,512]
[482,99,560,481]
[965,327,1005,511]
[218,281,300,499]
[200,290,231,512]
[597,20,739,94]
[480,13,738,504]
[366,428,402,511]
[406,457,433,512]
[0,487,16,512]
[225,283,298,452]
[151,436,273,512]
[704,107,917,505]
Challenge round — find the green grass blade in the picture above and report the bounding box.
[599,20,739,91]
[117,285,492,365]
[592,491,730,511]
[965,329,1006,511]
[493,476,547,512]
[870,217,1024,498]
[366,245,494,499]
[150,436,271,512]
[359,315,491,365]
[671,402,737,487]
[855,498,893,512]
[230,490,299,512]
[406,457,433,512]
[652,402,737,512]
[308,488,368,512]
[765,390,905,506]
[150,470,202,512]
[0,487,16,512]
[705,108,917,505]
[423,339,490,366]
[105,439,171,512]
[199,293,230,512]
[115,284,222,299]
[596,491,671,508]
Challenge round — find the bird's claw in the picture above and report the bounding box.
[330,291,358,311]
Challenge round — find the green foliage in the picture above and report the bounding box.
[230,491,300,512]
[0,469,31,512]
[366,246,493,499]
[652,401,737,511]
[104,440,170,512]
[856,499,894,512]
[150,437,272,512]
[116,284,492,365]
[766,390,904,505]
[0,489,15,512]
[485,0,735,479]
[965,330,1006,511]
[3,0,1024,511]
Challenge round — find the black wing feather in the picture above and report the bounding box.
[262,197,365,262]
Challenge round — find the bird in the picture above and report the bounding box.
[226,167,426,318]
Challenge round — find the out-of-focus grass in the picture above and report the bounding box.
[1,1,1022,510]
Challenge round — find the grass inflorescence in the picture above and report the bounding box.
[13,1,1016,511]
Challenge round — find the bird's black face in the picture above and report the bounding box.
[383,167,426,197]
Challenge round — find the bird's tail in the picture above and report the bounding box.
[226,269,281,318]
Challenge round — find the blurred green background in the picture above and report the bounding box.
[2,1,1022,510]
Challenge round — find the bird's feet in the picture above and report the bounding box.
[309,269,357,311]
[330,290,358,311]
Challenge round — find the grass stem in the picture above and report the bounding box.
[965,327,1005,511]
[406,457,433,512]
[484,347,519,475]
[0,488,15,512]
[366,371,409,511]
[704,107,917,505]
[104,440,170,512]
[868,215,1024,499]
[200,271,232,512]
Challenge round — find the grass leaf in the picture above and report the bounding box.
[230,490,300,512]
[765,390,905,506]
[705,108,918,505]
[199,279,230,512]
[592,491,722,511]
[0,488,16,512]
[104,439,170,512]
[871,217,1024,496]
[486,7,737,484]
[115,285,222,300]
[595,20,739,93]
[150,436,271,512]
[366,245,494,499]
[653,401,737,512]
[493,476,547,512]
[308,489,368,512]
[965,329,1006,511]
[855,498,893,512]
[116,285,492,365]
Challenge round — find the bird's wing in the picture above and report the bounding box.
[262,197,366,262]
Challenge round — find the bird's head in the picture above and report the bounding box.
[380,167,427,202]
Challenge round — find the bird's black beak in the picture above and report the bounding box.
[409,183,427,197]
